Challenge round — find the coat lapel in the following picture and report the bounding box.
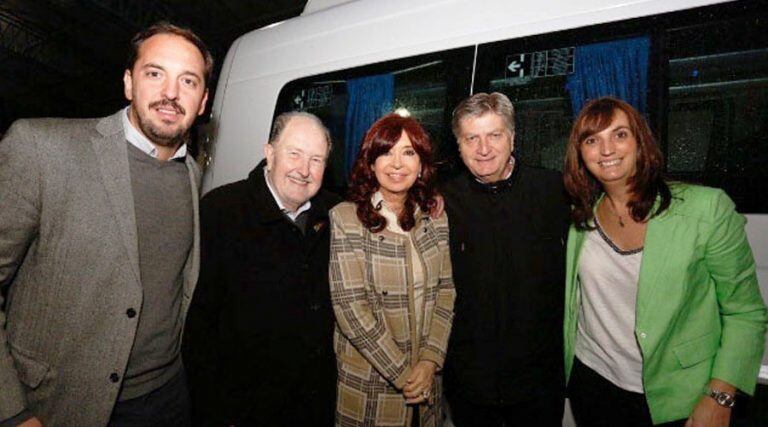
[305,213,330,252]
[567,198,595,295]
[92,112,141,287]
[568,228,587,286]
[183,156,201,299]
[566,225,587,319]
[635,207,675,320]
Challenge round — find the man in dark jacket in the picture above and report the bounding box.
[182,112,339,426]
[442,93,569,426]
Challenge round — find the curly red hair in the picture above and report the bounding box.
[348,114,437,233]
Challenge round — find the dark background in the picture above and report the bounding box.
[0,0,308,133]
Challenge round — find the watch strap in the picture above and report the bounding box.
[705,388,736,408]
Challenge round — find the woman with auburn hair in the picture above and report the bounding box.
[329,113,455,426]
[563,97,767,426]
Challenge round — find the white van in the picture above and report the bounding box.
[201,0,768,421]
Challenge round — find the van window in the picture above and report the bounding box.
[665,12,768,213]
[474,40,576,172]
[274,48,474,194]
[472,1,766,213]
[274,2,766,213]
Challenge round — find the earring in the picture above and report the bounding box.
[418,171,422,178]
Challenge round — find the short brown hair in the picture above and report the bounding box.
[451,92,515,139]
[563,97,671,229]
[126,21,214,86]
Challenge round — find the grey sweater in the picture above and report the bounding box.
[119,143,193,401]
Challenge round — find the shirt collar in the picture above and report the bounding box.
[474,155,515,184]
[371,191,424,233]
[263,168,312,221]
[372,191,399,233]
[371,191,386,211]
[468,156,521,195]
[122,107,187,160]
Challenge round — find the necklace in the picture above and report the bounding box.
[604,196,626,228]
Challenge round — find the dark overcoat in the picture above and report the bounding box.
[183,161,340,426]
[441,165,569,408]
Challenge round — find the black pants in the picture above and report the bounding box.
[447,391,564,427]
[108,369,191,427]
[568,357,686,427]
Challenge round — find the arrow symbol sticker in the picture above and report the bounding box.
[507,61,521,73]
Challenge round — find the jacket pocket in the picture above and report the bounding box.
[672,331,719,368]
[336,345,372,374]
[10,344,51,389]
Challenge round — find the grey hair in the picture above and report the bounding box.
[451,92,515,139]
[269,111,332,153]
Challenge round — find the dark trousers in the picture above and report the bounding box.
[568,357,686,427]
[108,369,191,427]
[447,391,563,427]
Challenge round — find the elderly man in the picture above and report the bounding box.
[0,23,212,426]
[441,92,570,426]
[183,112,339,426]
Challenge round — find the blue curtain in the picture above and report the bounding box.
[566,36,650,117]
[344,73,394,175]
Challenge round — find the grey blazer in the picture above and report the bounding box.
[0,111,201,426]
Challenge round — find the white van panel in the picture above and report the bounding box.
[748,214,768,298]
[204,0,725,191]
[230,0,718,83]
[203,0,767,418]
[302,0,357,16]
[746,214,768,382]
[206,77,283,186]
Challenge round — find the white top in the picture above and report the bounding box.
[122,107,187,160]
[372,192,425,330]
[574,221,645,393]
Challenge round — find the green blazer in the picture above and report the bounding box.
[564,184,767,424]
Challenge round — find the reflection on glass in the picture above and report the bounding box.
[667,17,768,213]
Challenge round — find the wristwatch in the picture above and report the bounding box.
[706,388,736,408]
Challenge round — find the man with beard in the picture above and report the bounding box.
[0,22,211,426]
[182,112,340,426]
[441,92,569,426]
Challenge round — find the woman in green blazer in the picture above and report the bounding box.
[562,97,767,426]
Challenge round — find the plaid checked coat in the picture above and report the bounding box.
[329,202,456,426]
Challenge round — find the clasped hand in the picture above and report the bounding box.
[403,360,437,405]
